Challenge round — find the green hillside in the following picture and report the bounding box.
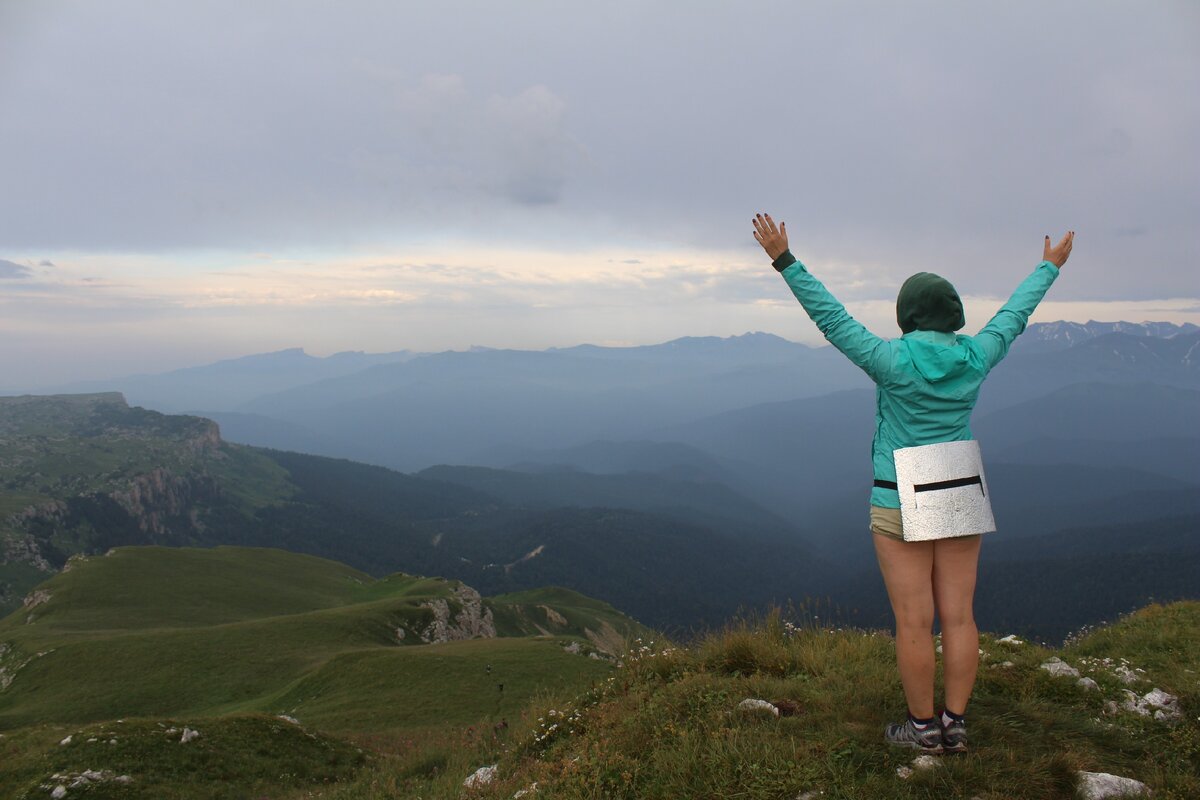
[0,546,651,734]
[2,586,1195,797]
[322,601,1200,799]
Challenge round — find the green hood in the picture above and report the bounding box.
[902,331,973,383]
[896,272,965,334]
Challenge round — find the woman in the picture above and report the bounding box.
[752,213,1073,754]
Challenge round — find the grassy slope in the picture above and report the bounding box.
[0,715,368,800]
[1,588,1195,798]
[0,546,647,733]
[330,601,1200,800]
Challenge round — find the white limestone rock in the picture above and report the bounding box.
[736,698,780,716]
[58,735,72,746]
[180,727,200,743]
[997,634,1024,645]
[1077,771,1152,799]
[1120,688,1182,722]
[1077,677,1100,692]
[1040,657,1081,678]
[1144,689,1181,722]
[51,787,67,799]
[463,764,498,788]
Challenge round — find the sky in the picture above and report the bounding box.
[1,0,1197,389]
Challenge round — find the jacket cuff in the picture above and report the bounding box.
[1039,260,1060,274]
[772,250,797,272]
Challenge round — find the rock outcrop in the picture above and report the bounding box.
[419,583,496,643]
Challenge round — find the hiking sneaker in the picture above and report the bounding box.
[940,715,967,753]
[884,717,943,753]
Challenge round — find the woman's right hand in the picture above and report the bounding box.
[1043,231,1074,268]
[753,213,789,261]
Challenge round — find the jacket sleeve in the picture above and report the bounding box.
[775,251,893,383]
[974,260,1060,372]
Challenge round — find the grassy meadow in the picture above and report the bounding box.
[0,544,1196,798]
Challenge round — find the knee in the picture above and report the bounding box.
[895,608,935,633]
[938,608,977,630]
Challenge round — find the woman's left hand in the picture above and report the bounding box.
[753,213,789,261]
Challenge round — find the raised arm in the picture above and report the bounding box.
[753,212,892,383]
[975,231,1074,371]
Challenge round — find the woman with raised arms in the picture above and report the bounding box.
[752,213,1073,753]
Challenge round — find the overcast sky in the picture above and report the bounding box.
[1,1,1197,388]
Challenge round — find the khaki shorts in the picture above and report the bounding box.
[870,505,905,542]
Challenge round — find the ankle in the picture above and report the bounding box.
[940,708,965,726]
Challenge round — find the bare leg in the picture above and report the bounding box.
[932,534,982,715]
[872,533,936,718]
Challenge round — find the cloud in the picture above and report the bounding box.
[0,259,32,279]
[0,1,1195,305]
[384,74,579,206]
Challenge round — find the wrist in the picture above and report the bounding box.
[772,249,797,272]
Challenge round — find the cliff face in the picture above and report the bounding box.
[0,394,245,614]
[109,468,219,536]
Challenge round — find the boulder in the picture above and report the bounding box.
[1040,657,1081,678]
[736,698,780,716]
[1077,771,1152,798]
[464,764,498,788]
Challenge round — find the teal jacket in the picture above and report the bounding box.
[774,252,1060,508]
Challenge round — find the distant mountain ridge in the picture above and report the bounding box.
[1017,320,1199,352]
[45,347,417,413]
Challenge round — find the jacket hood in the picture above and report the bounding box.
[896,272,965,334]
[903,331,973,383]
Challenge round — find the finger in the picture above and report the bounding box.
[764,213,778,233]
[780,221,787,235]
